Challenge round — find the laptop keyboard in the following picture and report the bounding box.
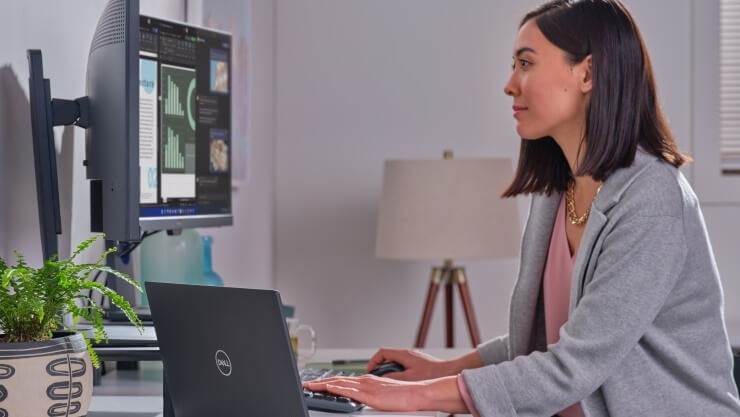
[300,368,365,413]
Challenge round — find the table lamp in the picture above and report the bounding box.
[375,150,520,347]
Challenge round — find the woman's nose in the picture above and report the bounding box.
[504,85,514,96]
[504,73,518,96]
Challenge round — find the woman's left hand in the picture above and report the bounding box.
[302,374,468,413]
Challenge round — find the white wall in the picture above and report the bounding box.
[691,0,740,329]
[1,0,735,351]
[189,0,276,290]
[0,1,182,265]
[0,0,275,290]
[0,2,110,264]
[274,0,703,349]
[275,0,532,348]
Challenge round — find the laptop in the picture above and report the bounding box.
[145,281,357,417]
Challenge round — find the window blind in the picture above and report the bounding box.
[721,0,740,173]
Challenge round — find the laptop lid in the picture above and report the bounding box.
[145,282,310,417]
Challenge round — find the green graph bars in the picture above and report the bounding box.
[160,64,196,174]
[164,75,185,117]
[164,127,185,169]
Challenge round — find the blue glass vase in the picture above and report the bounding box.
[139,229,204,306]
[202,235,223,286]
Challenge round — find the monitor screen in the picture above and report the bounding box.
[27,0,234,250]
[138,15,233,232]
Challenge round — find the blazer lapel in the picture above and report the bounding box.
[569,208,608,311]
[509,192,560,356]
[568,149,659,311]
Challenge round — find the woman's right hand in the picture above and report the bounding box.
[366,348,470,381]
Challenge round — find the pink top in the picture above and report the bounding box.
[543,196,584,417]
[458,196,584,417]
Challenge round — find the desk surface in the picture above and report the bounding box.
[89,348,471,417]
[89,322,740,416]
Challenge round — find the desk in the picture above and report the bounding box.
[89,325,740,416]
[89,346,472,417]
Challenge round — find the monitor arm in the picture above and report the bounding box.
[51,97,89,128]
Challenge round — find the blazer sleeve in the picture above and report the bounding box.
[461,212,687,417]
[476,334,510,365]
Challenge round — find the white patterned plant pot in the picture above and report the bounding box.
[0,332,92,417]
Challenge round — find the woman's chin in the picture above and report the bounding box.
[517,131,544,141]
[516,126,540,141]
[515,126,553,141]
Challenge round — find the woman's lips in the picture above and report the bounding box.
[512,105,528,118]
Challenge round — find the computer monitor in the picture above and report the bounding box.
[85,0,141,243]
[26,0,233,262]
[27,50,62,262]
[138,15,233,232]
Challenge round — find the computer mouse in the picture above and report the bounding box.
[369,361,405,376]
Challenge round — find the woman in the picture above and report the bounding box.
[305,1,740,415]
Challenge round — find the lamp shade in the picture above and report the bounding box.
[375,157,520,260]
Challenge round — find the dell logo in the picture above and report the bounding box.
[215,350,232,376]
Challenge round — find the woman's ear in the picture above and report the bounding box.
[580,55,593,94]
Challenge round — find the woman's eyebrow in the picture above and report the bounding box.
[514,47,536,58]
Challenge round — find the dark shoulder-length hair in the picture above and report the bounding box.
[503,0,688,197]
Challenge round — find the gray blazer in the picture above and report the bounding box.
[462,149,740,416]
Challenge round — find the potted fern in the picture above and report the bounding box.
[0,233,143,417]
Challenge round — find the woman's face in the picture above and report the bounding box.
[504,19,592,143]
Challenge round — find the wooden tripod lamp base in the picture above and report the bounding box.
[415,260,481,348]
[374,153,520,348]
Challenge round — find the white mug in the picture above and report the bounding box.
[286,318,316,362]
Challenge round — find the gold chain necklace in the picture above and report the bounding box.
[566,181,603,225]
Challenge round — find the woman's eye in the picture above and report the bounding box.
[511,59,531,71]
